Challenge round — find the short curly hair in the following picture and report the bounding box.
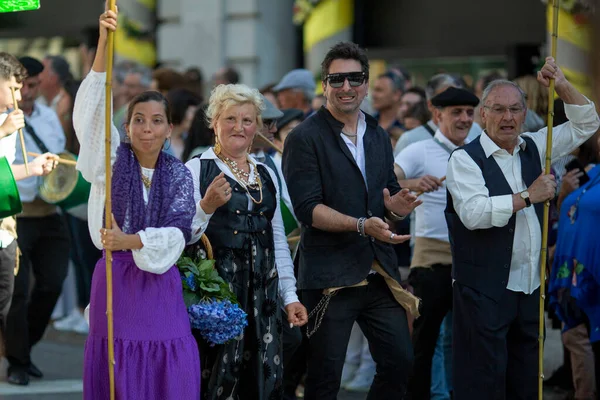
[0,52,27,83]
[206,84,265,130]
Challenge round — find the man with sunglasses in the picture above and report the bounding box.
[446,58,599,399]
[283,41,421,400]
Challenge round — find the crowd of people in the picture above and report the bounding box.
[0,5,599,400]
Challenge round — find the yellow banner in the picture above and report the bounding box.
[304,0,353,52]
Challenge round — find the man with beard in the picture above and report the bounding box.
[6,57,69,385]
[394,87,479,399]
[283,41,421,400]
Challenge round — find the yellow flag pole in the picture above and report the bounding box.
[10,88,29,175]
[539,0,559,398]
[104,1,117,399]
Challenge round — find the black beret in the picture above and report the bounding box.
[276,108,304,132]
[18,56,44,77]
[431,87,479,108]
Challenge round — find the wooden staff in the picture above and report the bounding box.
[104,2,117,399]
[415,176,446,197]
[10,87,29,175]
[27,152,77,166]
[539,1,560,398]
[256,132,283,154]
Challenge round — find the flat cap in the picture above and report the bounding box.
[431,87,479,108]
[273,69,316,93]
[18,56,44,77]
[261,95,284,120]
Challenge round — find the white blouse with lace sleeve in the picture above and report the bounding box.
[73,70,184,274]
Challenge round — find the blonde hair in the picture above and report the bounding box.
[206,84,265,130]
[513,75,548,118]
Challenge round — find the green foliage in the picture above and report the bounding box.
[176,254,238,308]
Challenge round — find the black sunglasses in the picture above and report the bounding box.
[325,72,366,88]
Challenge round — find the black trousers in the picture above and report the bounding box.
[408,264,453,400]
[302,273,413,400]
[6,215,70,368]
[0,241,17,338]
[453,282,540,400]
[65,214,100,308]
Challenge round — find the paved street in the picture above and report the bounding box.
[0,318,570,399]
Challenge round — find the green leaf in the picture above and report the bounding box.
[199,282,220,293]
[575,262,585,275]
[183,291,201,308]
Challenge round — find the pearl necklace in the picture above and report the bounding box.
[219,155,260,189]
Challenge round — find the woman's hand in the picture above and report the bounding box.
[200,172,232,214]
[99,6,118,43]
[92,3,118,73]
[100,214,143,251]
[284,302,308,327]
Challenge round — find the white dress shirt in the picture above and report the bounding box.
[14,103,65,202]
[186,149,299,306]
[395,130,463,242]
[394,119,482,156]
[340,111,368,184]
[447,98,600,294]
[73,70,185,275]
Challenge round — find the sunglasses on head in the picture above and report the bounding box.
[325,72,366,88]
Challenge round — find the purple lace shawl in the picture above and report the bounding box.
[110,143,195,243]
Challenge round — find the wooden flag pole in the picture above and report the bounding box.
[104,1,117,399]
[539,0,560,398]
[10,88,29,175]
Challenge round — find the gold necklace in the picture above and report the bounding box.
[140,167,152,189]
[217,155,263,204]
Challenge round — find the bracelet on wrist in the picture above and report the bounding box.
[387,210,407,221]
[357,217,368,237]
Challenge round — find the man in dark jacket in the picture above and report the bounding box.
[283,41,421,400]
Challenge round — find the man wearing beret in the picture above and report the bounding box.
[394,86,479,399]
[446,57,600,399]
[5,56,69,385]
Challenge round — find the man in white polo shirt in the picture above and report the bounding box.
[394,87,479,399]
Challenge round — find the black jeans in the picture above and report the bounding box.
[408,264,453,400]
[66,214,100,308]
[0,241,17,338]
[6,215,70,369]
[453,283,540,400]
[302,273,413,400]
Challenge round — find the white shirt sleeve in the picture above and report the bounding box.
[394,142,425,179]
[133,227,186,274]
[185,157,214,244]
[524,98,600,164]
[264,165,299,307]
[73,70,120,185]
[73,70,121,250]
[446,149,513,230]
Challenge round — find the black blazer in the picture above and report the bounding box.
[282,107,402,290]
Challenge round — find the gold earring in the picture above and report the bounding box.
[214,135,221,156]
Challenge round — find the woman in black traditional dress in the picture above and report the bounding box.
[185,83,307,400]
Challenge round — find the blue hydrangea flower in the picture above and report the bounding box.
[188,300,248,346]
[183,274,197,291]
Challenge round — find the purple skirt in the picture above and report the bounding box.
[84,251,200,400]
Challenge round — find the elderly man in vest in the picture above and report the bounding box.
[445,57,600,399]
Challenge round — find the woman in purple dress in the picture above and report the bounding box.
[73,8,200,399]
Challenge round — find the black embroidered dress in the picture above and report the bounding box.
[197,158,284,400]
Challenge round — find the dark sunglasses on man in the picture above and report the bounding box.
[325,72,366,88]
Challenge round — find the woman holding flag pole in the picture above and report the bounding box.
[73,5,200,399]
